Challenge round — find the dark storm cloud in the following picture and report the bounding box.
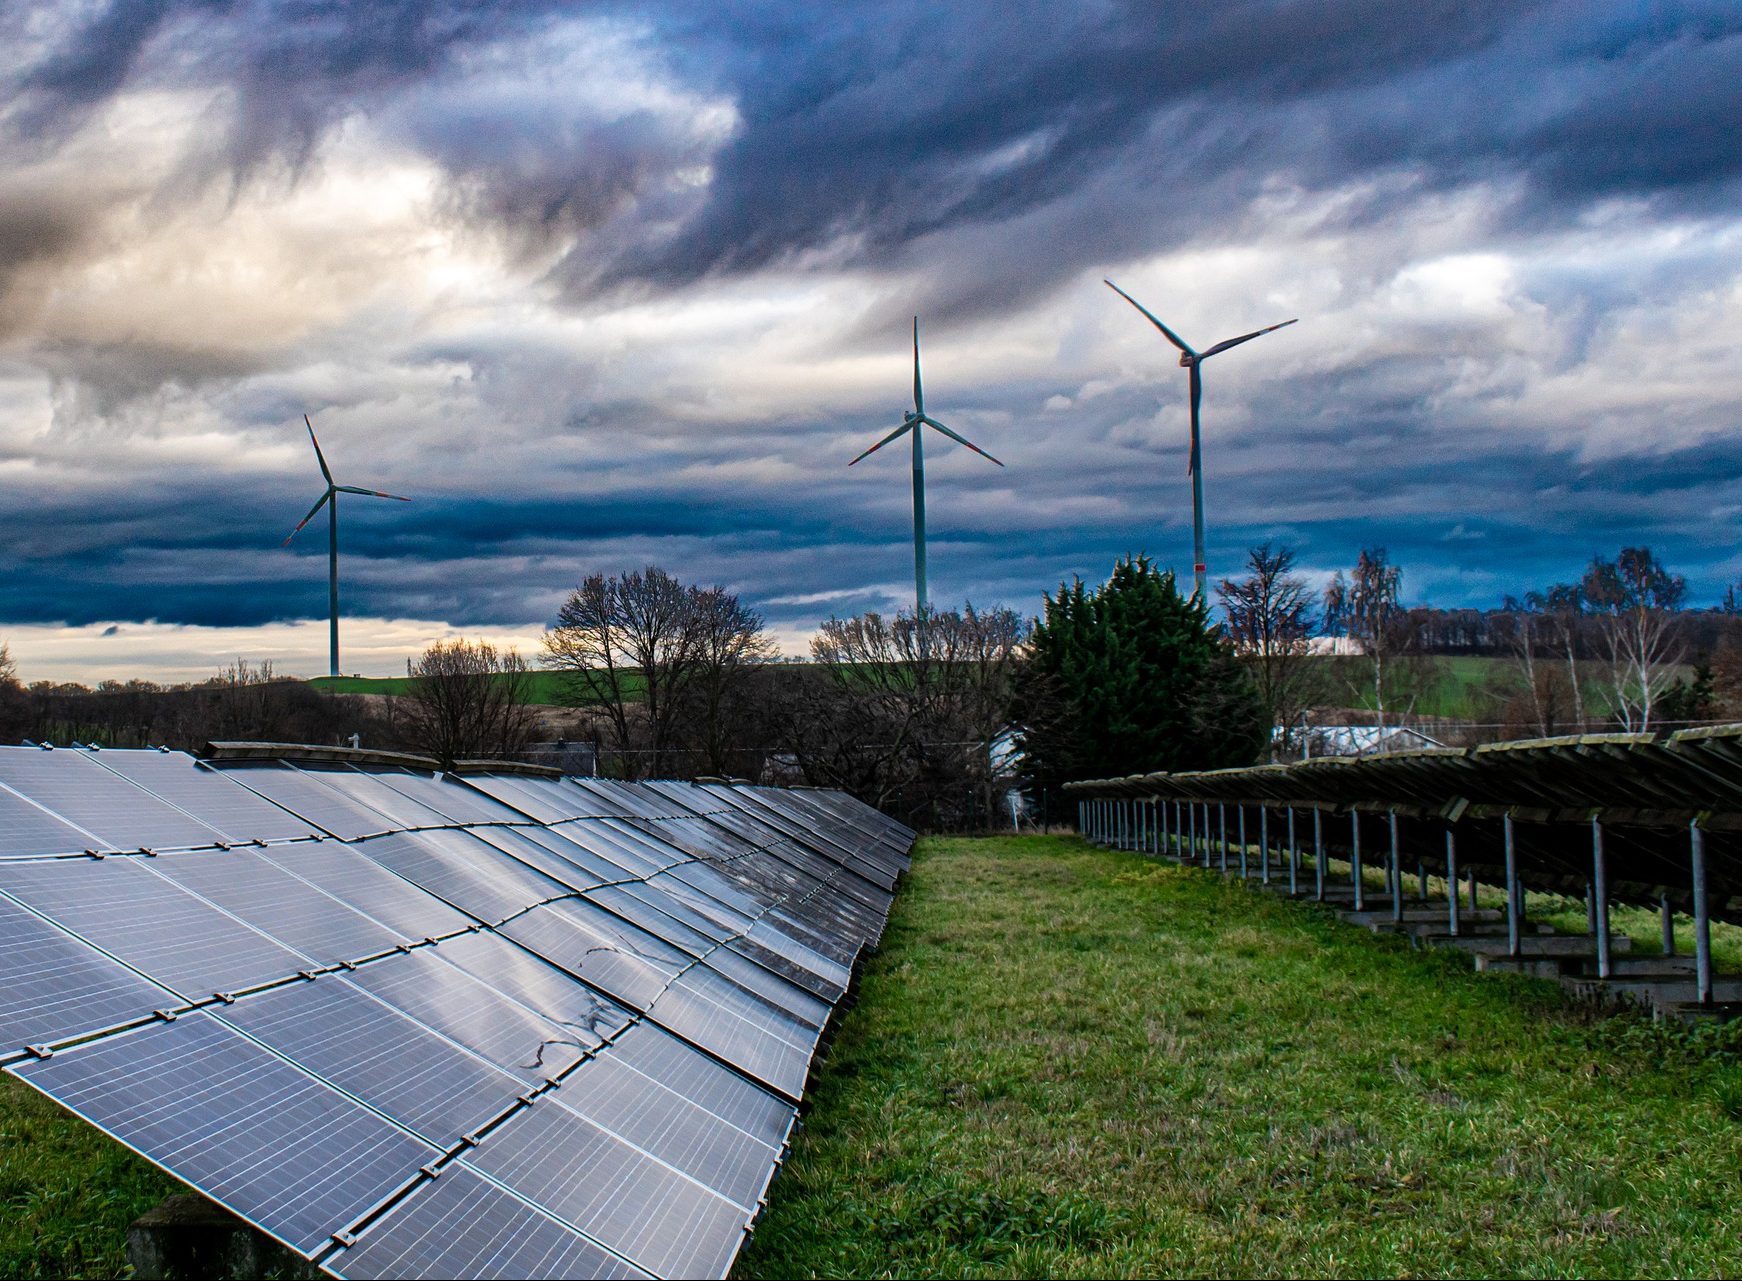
[1,0,1740,671]
[16,1,1741,299]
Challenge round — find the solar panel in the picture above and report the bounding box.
[549,1050,780,1209]
[293,766,461,830]
[0,749,911,1280]
[344,946,609,1083]
[0,786,104,857]
[261,841,473,942]
[0,857,309,1000]
[366,771,533,825]
[464,1097,748,1280]
[601,1022,795,1149]
[6,1011,436,1257]
[425,931,635,1042]
[213,763,400,839]
[327,1164,651,1281]
[0,750,224,851]
[152,848,405,965]
[87,750,321,843]
[357,828,571,923]
[0,894,174,1052]
[218,977,527,1148]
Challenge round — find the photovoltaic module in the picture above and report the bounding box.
[0,744,913,1279]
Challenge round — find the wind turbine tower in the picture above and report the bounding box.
[283,415,410,678]
[849,319,1003,612]
[1105,279,1296,597]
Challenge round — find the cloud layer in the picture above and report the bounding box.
[1,1,1740,679]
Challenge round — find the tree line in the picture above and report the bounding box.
[4,542,1737,830]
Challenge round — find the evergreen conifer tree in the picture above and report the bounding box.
[1016,555,1265,810]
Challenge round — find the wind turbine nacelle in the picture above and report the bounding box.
[904,410,918,422]
[1178,352,1196,368]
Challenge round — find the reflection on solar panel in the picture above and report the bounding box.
[0,745,913,1280]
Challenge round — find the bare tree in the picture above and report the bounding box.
[1534,582,1588,728]
[403,639,540,769]
[1582,547,1687,731]
[0,643,26,742]
[772,604,1026,828]
[543,567,772,778]
[676,587,777,776]
[1218,543,1319,754]
[1325,547,1407,733]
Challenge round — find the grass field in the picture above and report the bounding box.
[309,669,638,706]
[8,834,1738,1279]
[737,834,1742,1279]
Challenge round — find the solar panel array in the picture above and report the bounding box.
[0,745,913,1279]
[1064,725,1742,922]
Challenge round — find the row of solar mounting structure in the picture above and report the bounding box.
[1068,738,1742,1009]
[0,744,913,1281]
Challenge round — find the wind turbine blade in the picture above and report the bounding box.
[1104,279,1195,356]
[848,420,915,466]
[1187,364,1202,477]
[1201,318,1298,358]
[337,485,411,501]
[912,316,924,416]
[304,415,333,484]
[921,415,1004,467]
[283,489,333,545]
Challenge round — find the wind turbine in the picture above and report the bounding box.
[282,415,410,678]
[1105,279,1296,598]
[849,318,1003,612]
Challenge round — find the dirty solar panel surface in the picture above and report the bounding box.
[0,747,912,1280]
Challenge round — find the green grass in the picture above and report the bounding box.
[737,835,1742,1279]
[309,670,644,706]
[6,835,1739,1278]
[0,1074,177,1279]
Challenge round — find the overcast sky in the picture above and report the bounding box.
[1,1,1738,681]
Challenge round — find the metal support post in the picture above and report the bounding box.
[1287,807,1298,895]
[1218,803,1228,873]
[1468,869,1479,911]
[1418,861,1428,900]
[1445,826,1460,938]
[1504,812,1521,957]
[1260,807,1271,885]
[1313,808,1325,901]
[1202,803,1212,867]
[1662,895,1675,955]
[1389,810,1403,924]
[1591,817,1611,980]
[1692,821,1713,1005]
[1347,811,1362,908]
[1238,806,1248,879]
[1188,803,1197,864]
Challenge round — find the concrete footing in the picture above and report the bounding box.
[127,1195,317,1281]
